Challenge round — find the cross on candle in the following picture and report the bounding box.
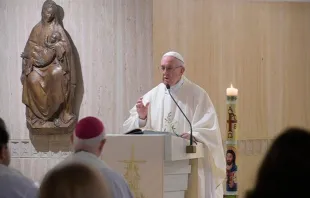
[227,107,237,132]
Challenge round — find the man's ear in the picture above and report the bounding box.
[0,146,4,161]
[99,139,106,151]
[181,67,185,75]
[70,134,74,144]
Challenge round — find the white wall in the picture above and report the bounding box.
[0,0,153,182]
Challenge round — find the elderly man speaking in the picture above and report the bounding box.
[123,51,226,198]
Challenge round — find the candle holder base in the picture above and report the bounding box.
[186,145,196,153]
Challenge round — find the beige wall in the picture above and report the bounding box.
[153,0,310,196]
[0,0,153,182]
[1,0,310,195]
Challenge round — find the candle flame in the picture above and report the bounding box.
[230,83,233,88]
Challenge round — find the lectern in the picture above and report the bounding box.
[101,132,204,198]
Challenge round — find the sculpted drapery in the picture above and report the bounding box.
[21,0,76,133]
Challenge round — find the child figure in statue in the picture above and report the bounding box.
[21,31,65,76]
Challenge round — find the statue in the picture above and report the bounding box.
[20,0,77,134]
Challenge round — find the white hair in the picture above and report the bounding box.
[162,51,185,66]
[73,132,106,153]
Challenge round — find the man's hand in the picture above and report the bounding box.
[180,132,190,139]
[21,52,28,59]
[180,132,199,144]
[136,97,149,120]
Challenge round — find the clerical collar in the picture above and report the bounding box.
[75,149,86,154]
[74,150,99,158]
[166,77,184,93]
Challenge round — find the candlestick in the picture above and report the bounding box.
[224,84,238,198]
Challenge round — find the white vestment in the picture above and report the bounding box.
[0,164,38,198]
[123,76,226,198]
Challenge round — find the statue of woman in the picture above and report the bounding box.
[21,0,76,129]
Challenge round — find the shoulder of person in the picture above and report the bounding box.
[100,168,133,196]
[139,83,163,102]
[148,83,163,94]
[184,77,209,97]
[100,167,126,183]
[0,166,22,177]
[30,22,42,33]
[0,170,38,194]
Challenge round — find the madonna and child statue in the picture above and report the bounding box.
[20,0,77,134]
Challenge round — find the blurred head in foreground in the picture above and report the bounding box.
[246,127,310,198]
[0,117,10,166]
[39,162,111,198]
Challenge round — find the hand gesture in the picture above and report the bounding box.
[44,39,54,49]
[136,97,149,120]
[34,57,45,67]
[44,36,49,46]
[180,132,198,144]
[20,52,28,59]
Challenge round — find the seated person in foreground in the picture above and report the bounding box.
[246,127,310,198]
[57,116,133,198]
[39,162,111,198]
[0,118,38,198]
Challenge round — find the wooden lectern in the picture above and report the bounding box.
[101,132,204,198]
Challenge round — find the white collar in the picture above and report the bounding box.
[71,151,110,169]
[165,76,185,93]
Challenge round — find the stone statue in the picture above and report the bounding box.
[20,0,77,134]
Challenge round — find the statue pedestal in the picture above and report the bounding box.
[27,117,76,135]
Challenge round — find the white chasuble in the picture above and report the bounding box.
[123,76,226,198]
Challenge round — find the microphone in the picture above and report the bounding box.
[166,84,196,153]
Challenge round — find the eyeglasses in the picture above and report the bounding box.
[158,66,182,72]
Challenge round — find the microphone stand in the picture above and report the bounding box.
[166,84,196,153]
